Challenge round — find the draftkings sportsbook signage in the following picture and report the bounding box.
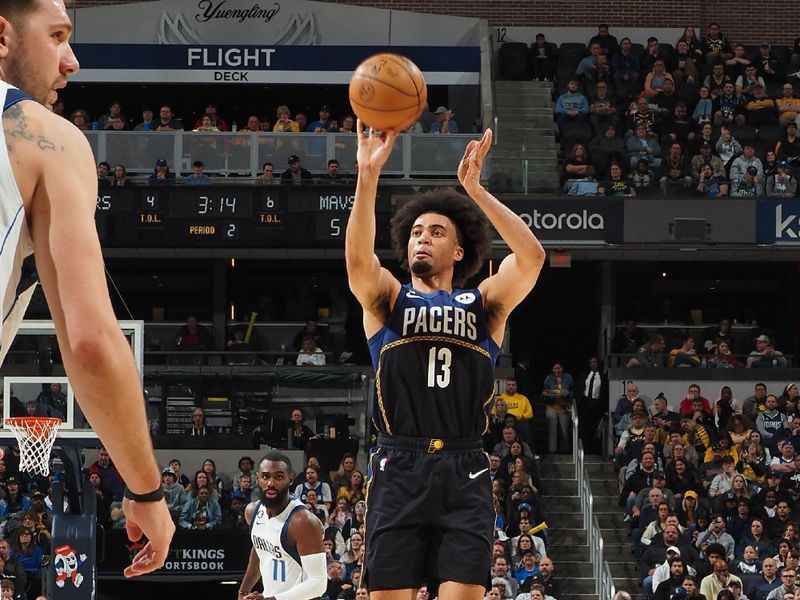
[756,199,800,243]
[99,530,250,580]
[502,198,624,243]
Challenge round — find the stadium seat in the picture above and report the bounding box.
[743,44,760,62]
[499,42,530,80]
[559,121,592,150]
[757,123,784,154]
[557,42,587,61]
[772,45,792,69]
[729,124,757,146]
[658,43,676,65]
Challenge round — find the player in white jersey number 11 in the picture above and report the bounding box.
[239,452,326,600]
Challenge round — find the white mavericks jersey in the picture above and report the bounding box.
[250,497,317,595]
[0,82,36,365]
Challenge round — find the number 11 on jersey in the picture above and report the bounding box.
[427,346,452,388]
[272,558,286,582]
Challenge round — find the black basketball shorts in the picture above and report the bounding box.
[363,434,493,591]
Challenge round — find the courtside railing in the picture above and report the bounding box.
[572,399,616,600]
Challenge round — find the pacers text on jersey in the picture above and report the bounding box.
[401,306,478,340]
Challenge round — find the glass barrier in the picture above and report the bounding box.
[85,131,481,178]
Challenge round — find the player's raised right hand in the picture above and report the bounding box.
[356,118,397,180]
[122,497,176,578]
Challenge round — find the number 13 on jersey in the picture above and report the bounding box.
[427,346,452,388]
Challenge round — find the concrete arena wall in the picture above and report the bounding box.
[72,0,800,45]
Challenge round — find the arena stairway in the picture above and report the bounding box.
[540,454,641,600]
[490,80,560,193]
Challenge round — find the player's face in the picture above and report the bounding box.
[0,0,79,110]
[407,213,463,280]
[257,460,293,508]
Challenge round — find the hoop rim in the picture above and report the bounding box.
[4,416,63,429]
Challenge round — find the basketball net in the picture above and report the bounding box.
[4,417,61,476]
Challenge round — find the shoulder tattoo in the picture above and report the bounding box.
[3,104,61,152]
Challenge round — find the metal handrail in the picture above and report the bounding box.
[572,399,616,599]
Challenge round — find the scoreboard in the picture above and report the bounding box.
[95,186,391,248]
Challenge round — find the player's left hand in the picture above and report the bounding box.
[243,593,266,600]
[122,497,175,578]
[458,128,492,193]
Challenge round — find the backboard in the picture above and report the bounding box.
[0,319,144,447]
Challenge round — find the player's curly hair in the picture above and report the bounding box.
[390,188,492,287]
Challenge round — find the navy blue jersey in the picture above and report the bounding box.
[368,284,500,438]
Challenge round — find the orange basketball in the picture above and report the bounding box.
[349,53,428,132]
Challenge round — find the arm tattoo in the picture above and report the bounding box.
[3,104,59,152]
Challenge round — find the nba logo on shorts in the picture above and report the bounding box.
[379,457,388,471]
[454,292,476,305]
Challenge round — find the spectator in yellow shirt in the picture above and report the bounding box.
[495,379,534,443]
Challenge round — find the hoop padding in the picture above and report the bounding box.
[4,417,61,476]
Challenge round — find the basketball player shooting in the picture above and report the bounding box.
[345,122,546,599]
[0,0,173,576]
[239,452,327,600]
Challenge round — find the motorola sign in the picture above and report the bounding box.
[756,199,800,243]
[503,199,623,243]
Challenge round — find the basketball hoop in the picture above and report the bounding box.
[4,417,61,476]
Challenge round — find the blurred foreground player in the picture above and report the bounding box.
[346,122,546,599]
[239,452,326,600]
[0,0,173,576]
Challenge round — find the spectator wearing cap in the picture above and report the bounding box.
[769,439,797,475]
[513,549,540,585]
[654,548,698,596]
[280,154,313,184]
[147,158,176,186]
[749,556,781,600]
[766,161,798,198]
[555,79,589,130]
[184,160,212,186]
[641,525,699,594]
[429,105,459,134]
[307,105,336,133]
[709,456,737,498]
[221,490,248,529]
[0,476,29,517]
[162,467,188,522]
[671,585,689,600]
[701,544,742,600]
[654,556,690,600]
[776,121,800,166]
[749,336,789,370]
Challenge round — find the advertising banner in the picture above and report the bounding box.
[70,0,481,84]
[502,199,624,243]
[756,198,800,243]
[99,529,250,580]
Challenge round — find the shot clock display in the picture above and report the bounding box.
[94,186,391,248]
